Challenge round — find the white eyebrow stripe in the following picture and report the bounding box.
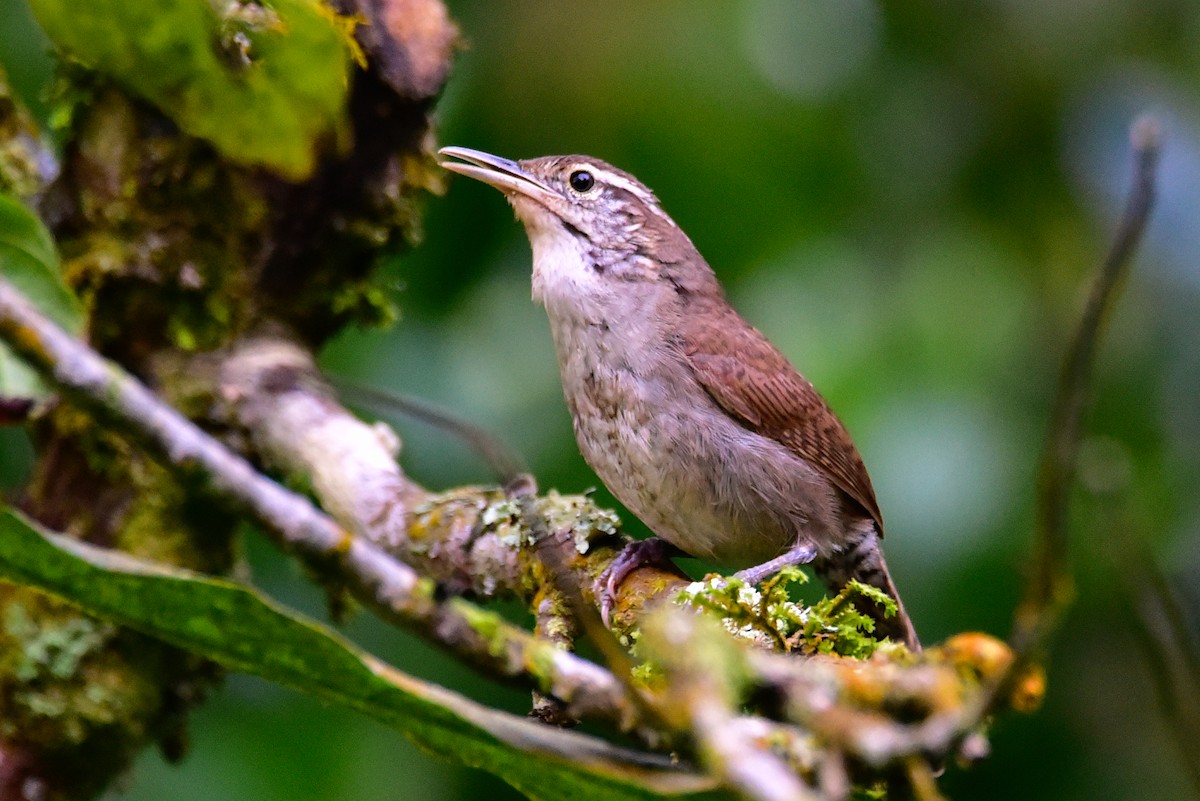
[587,166,679,228]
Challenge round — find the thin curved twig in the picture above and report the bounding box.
[333,378,528,483]
[1024,115,1161,639]
[830,114,1165,765]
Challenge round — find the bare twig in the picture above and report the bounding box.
[919,115,1166,758]
[334,378,528,483]
[744,116,1164,769]
[1024,115,1161,642]
[0,279,638,732]
[907,113,1162,761]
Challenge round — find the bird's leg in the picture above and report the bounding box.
[594,537,681,626]
[734,541,817,586]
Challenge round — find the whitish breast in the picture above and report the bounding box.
[546,315,831,567]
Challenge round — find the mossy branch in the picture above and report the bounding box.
[0,282,641,733]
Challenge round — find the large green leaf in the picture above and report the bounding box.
[0,194,83,398]
[0,509,722,801]
[30,0,352,180]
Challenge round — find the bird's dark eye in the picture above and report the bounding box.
[569,170,595,193]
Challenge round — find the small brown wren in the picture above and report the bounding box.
[439,146,919,649]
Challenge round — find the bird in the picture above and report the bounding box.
[438,146,919,650]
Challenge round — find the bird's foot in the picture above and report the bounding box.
[594,537,678,627]
[733,541,817,586]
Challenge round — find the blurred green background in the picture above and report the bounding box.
[3,1,1200,799]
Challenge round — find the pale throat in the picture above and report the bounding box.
[511,196,666,362]
[515,202,602,316]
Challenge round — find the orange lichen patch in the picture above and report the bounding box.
[608,565,690,634]
[826,651,964,716]
[939,632,1015,682]
[1009,663,1047,713]
[835,659,890,708]
[7,320,50,362]
[333,527,355,555]
[937,631,1046,713]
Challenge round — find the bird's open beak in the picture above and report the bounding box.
[438,146,559,203]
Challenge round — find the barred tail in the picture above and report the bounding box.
[815,524,920,651]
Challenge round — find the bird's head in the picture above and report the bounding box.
[438,147,717,312]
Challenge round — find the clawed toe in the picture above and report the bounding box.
[593,537,676,627]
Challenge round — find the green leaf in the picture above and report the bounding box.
[0,194,82,398]
[0,509,723,801]
[30,0,352,180]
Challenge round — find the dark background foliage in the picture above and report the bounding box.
[2,1,1199,799]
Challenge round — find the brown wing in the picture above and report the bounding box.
[679,296,884,532]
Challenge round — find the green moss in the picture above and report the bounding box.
[409,576,439,604]
[39,88,270,359]
[0,587,156,747]
[38,61,435,354]
[803,581,896,658]
[0,2,441,791]
[448,598,511,660]
[115,458,238,574]
[32,405,133,488]
[675,568,894,658]
[525,639,562,695]
[44,63,103,139]
[3,601,112,683]
[0,581,220,798]
[330,281,399,330]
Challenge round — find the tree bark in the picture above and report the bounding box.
[0,4,457,797]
